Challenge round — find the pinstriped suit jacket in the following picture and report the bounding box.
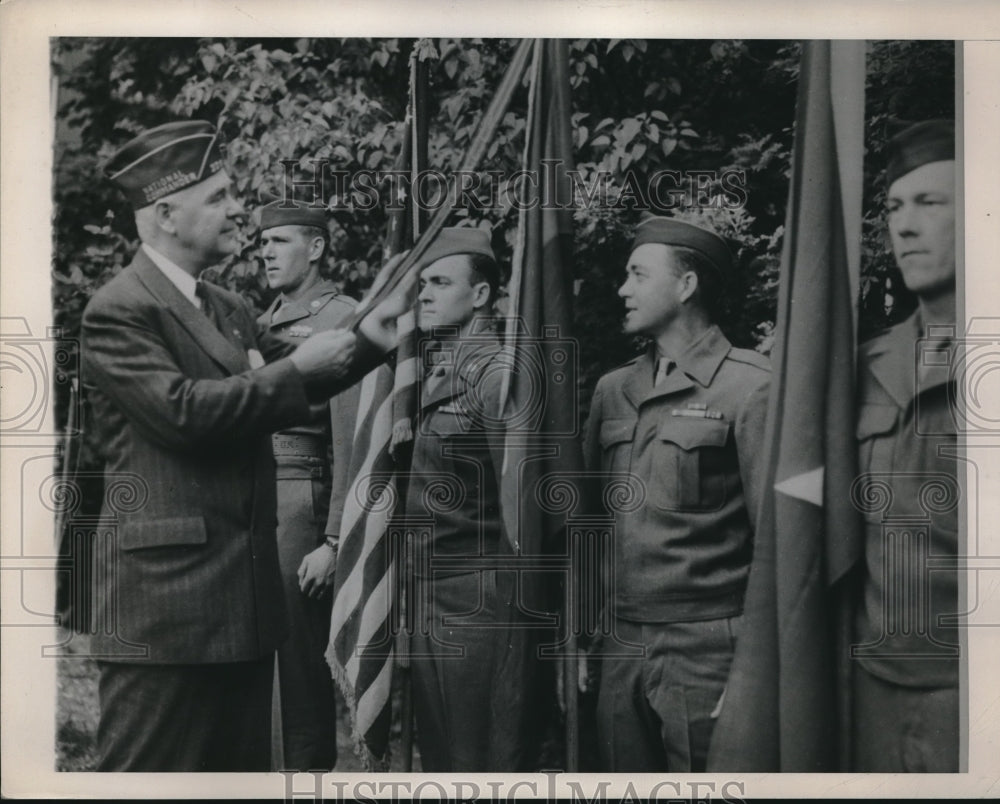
[81,248,314,663]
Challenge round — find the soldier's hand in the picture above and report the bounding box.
[289,328,356,378]
[297,543,338,599]
[369,258,417,323]
[357,254,418,353]
[356,251,409,314]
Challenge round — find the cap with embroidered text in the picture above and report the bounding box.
[104,120,226,209]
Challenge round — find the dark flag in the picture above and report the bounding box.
[706,40,866,771]
[496,38,585,768]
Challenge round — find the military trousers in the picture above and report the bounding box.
[596,616,739,772]
[273,454,338,771]
[851,663,959,772]
[409,569,507,772]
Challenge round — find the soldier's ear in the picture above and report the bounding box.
[471,280,491,311]
[309,235,326,263]
[678,269,699,304]
[153,199,177,235]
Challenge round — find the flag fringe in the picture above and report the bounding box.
[327,653,393,772]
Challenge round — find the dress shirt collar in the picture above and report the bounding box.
[142,243,200,309]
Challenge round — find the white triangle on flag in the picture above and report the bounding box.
[774,465,824,507]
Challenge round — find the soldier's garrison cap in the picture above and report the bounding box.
[104,120,226,209]
[886,119,954,188]
[258,193,328,232]
[417,227,499,286]
[630,216,734,286]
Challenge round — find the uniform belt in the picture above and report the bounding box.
[271,433,327,458]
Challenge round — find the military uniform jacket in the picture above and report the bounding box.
[584,325,770,623]
[81,249,333,664]
[257,280,360,534]
[855,311,958,688]
[405,337,507,567]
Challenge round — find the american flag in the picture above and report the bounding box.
[325,357,399,769]
[326,38,535,769]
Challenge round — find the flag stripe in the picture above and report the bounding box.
[328,38,536,769]
[356,652,395,736]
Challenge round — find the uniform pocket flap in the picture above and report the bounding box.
[856,404,898,440]
[599,418,636,448]
[657,417,729,450]
[120,517,208,551]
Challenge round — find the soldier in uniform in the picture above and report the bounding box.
[256,198,361,770]
[851,119,959,772]
[583,217,770,772]
[402,227,533,771]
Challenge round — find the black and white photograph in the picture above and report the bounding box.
[2,0,999,798]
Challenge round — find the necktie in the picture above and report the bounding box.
[654,357,674,386]
[195,280,222,332]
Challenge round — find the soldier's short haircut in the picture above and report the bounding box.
[466,252,501,308]
[289,225,329,266]
[293,224,328,246]
[672,245,725,322]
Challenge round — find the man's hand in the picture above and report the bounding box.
[556,652,593,713]
[288,328,356,378]
[357,254,418,353]
[297,543,338,599]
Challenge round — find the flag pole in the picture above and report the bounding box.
[328,36,539,771]
[397,37,430,772]
[344,38,535,332]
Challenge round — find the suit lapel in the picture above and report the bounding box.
[133,252,250,376]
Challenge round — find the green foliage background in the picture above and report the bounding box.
[51,38,955,472]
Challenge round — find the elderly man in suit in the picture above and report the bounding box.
[255,197,360,770]
[851,119,960,772]
[81,120,399,771]
[583,217,770,772]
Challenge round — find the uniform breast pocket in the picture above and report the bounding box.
[424,407,486,472]
[652,417,730,512]
[599,418,637,475]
